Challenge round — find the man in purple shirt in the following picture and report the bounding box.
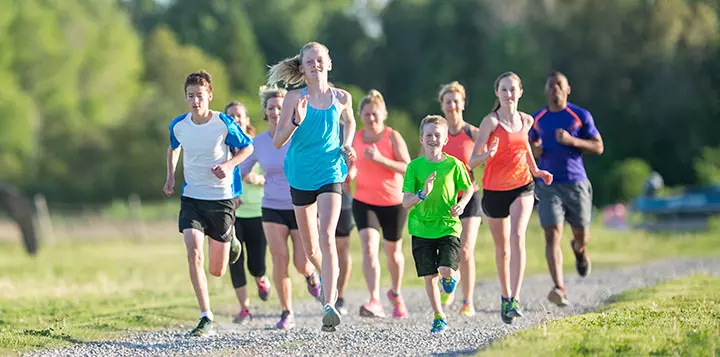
[529,72,604,307]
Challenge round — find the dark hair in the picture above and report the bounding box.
[491,72,522,112]
[546,71,570,86]
[224,101,255,137]
[184,70,213,93]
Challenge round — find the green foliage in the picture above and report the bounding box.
[694,146,720,185]
[607,158,653,203]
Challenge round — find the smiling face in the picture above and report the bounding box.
[185,84,213,114]
[420,123,449,155]
[300,46,332,83]
[495,76,523,109]
[264,96,283,127]
[360,102,386,131]
[226,104,248,129]
[441,91,465,117]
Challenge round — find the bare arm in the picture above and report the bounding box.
[468,115,498,168]
[226,145,254,168]
[403,191,424,209]
[338,90,356,149]
[374,130,411,174]
[569,135,604,155]
[530,140,543,158]
[166,146,181,181]
[273,91,301,149]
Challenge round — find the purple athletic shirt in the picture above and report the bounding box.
[529,102,601,184]
[240,131,294,210]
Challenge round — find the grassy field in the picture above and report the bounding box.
[480,274,720,356]
[0,217,719,355]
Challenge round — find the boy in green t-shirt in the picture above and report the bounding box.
[402,115,473,334]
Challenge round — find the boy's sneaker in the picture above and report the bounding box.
[440,276,458,294]
[229,236,242,265]
[321,304,341,332]
[572,242,591,277]
[440,290,455,306]
[500,298,514,324]
[275,310,295,329]
[335,297,349,316]
[431,317,448,334]
[188,316,215,337]
[459,300,476,317]
[305,273,322,301]
[548,287,570,307]
[232,307,251,324]
[256,277,271,301]
[508,298,524,318]
[387,289,409,319]
[359,299,386,318]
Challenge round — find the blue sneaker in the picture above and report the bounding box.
[431,317,448,334]
[440,276,457,294]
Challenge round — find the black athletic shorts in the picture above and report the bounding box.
[290,183,342,206]
[351,199,407,242]
[261,208,298,230]
[459,190,483,219]
[336,208,355,237]
[178,196,239,243]
[481,182,536,219]
[411,235,461,277]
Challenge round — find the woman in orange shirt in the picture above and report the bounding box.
[469,72,552,324]
[349,90,412,319]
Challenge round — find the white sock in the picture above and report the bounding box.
[200,311,214,321]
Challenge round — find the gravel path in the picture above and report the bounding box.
[30,258,720,357]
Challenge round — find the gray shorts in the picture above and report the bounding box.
[535,180,593,229]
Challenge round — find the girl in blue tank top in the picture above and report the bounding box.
[267,42,357,333]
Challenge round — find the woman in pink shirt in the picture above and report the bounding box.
[349,90,412,319]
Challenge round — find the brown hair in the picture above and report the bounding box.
[266,42,330,87]
[438,81,466,103]
[419,115,448,133]
[491,72,522,112]
[223,101,255,136]
[184,70,213,93]
[258,85,288,121]
[358,89,387,116]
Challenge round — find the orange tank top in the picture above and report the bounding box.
[482,115,533,191]
[353,127,404,206]
[444,123,479,193]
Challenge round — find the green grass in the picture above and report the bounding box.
[0,219,719,355]
[480,274,720,357]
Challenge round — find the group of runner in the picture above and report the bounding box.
[163,42,605,335]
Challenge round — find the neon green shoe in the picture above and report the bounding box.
[188,316,215,337]
[440,289,454,306]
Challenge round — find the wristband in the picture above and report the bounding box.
[417,190,428,201]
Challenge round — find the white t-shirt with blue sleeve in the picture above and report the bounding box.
[169,111,253,200]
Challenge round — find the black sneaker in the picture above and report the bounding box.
[335,297,348,316]
[188,316,214,337]
[572,242,591,277]
[501,297,514,324]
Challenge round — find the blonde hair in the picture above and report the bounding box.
[419,115,448,133]
[258,85,288,115]
[438,81,466,103]
[358,89,387,116]
[491,72,523,112]
[266,42,330,87]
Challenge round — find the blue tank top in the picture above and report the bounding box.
[284,87,348,191]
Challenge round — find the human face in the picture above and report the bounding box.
[495,77,523,109]
[264,96,283,126]
[441,91,465,117]
[420,123,449,154]
[360,103,386,130]
[300,46,332,82]
[545,74,570,108]
[185,84,212,114]
[226,104,249,129]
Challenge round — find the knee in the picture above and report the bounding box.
[187,248,203,266]
[511,232,526,246]
[496,246,510,260]
[209,264,226,277]
[544,227,562,245]
[438,266,453,277]
[460,245,474,261]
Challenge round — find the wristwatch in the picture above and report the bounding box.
[417,190,428,201]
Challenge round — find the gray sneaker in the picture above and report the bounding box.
[321,304,341,332]
[548,287,570,307]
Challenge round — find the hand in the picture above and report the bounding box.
[163,177,175,196]
[533,169,553,185]
[450,203,466,217]
[423,171,437,197]
[342,145,357,162]
[211,162,233,179]
[555,129,575,146]
[293,95,309,126]
[487,137,499,158]
[363,143,384,163]
[244,172,264,185]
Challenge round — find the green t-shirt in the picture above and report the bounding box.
[235,163,263,218]
[402,154,472,239]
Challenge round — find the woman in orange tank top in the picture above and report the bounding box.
[426,81,483,316]
[468,72,553,325]
[347,89,412,319]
